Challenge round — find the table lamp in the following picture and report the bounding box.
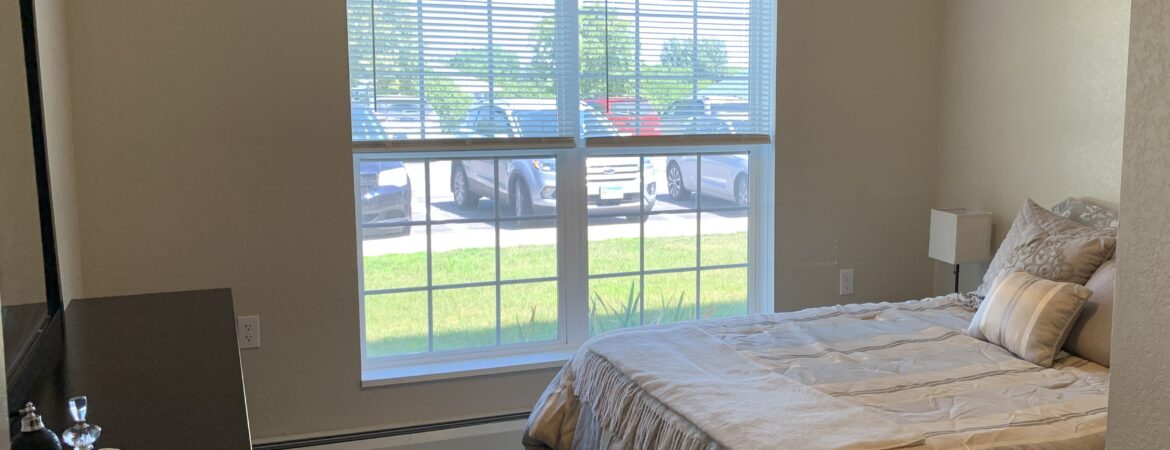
[929,208,992,293]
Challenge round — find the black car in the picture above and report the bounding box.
[354,104,413,236]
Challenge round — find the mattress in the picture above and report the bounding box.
[523,294,1109,449]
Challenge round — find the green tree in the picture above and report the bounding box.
[421,74,472,131]
[661,38,729,80]
[449,45,552,100]
[531,4,635,99]
[349,0,473,131]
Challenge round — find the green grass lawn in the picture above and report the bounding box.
[364,232,748,357]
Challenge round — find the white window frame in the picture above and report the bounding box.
[355,0,776,386]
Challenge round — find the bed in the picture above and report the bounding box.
[524,199,1117,449]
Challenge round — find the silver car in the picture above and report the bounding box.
[665,154,750,207]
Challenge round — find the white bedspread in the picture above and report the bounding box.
[523,294,1109,450]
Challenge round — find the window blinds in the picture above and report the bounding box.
[348,0,771,144]
[348,0,574,143]
[580,0,771,141]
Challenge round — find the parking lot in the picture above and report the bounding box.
[362,157,749,256]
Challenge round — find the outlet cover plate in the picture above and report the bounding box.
[839,269,854,296]
[237,315,261,349]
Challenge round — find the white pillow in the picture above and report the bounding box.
[968,271,1092,367]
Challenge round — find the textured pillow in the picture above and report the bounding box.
[1063,259,1116,367]
[968,271,1093,367]
[1050,197,1120,228]
[974,199,1116,297]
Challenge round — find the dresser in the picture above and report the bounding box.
[27,289,251,449]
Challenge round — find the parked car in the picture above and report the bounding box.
[373,96,442,139]
[661,96,749,135]
[665,154,749,207]
[452,100,656,221]
[359,160,413,235]
[584,97,661,136]
[352,104,413,235]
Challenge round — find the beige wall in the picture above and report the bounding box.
[56,0,949,440]
[775,0,942,312]
[1109,0,1170,447]
[934,0,1131,293]
[64,0,553,440]
[0,0,47,307]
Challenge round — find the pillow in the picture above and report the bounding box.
[1050,197,1120,228]
[967,271,1093,367]
[1063,259,1116,367]
[974,199,1116,297]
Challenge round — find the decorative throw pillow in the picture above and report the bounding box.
[967,271,1093,367]
[1050,197,1120,228]
[974,199,1116,297]
[1063,259,1116,367]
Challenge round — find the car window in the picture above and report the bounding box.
[474,107,512,138]
[667,100,702,118]
[512,110,558,138]
[377,101,422,115]
[582,109,617,138]
[609,101,655,116]
[711,103,748,115]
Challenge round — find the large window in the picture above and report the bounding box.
[350,0,773,378]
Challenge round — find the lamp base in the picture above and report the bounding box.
[953,264,961,294]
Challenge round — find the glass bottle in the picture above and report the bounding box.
[60,397,101,450]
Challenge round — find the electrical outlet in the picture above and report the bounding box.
[237,315,261,349]
[839,269,854,296]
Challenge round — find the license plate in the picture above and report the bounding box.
[599,185,624,200]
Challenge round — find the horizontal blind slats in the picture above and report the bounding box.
[350,0,570,142]
[348,0,772,144]
[576,0,771,139]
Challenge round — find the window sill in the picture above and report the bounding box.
[361,350,574,388]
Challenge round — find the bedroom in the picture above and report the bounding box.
[0,0,1166,449]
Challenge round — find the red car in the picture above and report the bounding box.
[584,97,661,136]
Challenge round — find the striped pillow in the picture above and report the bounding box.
[967,271,1093,367]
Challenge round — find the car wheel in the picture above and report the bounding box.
[734,174,749,208]
[667,162,691,201]
[511,178,533,217]
[452,164,480,209]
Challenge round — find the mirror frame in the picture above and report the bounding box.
[6,0,65,431]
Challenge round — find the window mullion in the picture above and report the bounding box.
[556,0,587,346]
[424,159,435,352]
[494,159,502,346]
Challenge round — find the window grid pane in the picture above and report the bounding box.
[359,155,559,359]
[586,151,750,333]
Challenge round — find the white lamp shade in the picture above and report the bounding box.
[929,208,992,264]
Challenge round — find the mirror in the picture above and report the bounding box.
[1,0,64,426]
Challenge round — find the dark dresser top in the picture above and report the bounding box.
[28,289,251,449]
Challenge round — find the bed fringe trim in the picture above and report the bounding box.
[573,350,722,450]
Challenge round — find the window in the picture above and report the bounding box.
[350,0,773,379]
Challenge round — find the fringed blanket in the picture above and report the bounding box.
[523,294,1109,450]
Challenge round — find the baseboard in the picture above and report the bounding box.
[253,412,530,450]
